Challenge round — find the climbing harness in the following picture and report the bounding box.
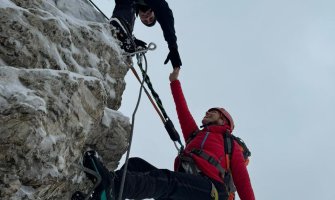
[181,128,252,200]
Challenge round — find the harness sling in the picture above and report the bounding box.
[186,129,251,200]
[179,129,240,198]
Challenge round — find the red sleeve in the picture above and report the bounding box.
[230,140,255,200]
[170,80,198,140]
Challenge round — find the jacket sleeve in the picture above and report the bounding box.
[230,140,255,200]
[145,0,178,49]
[170,80,198,140]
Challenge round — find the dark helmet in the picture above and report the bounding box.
[134,0,157,27]
[208,107,235,130]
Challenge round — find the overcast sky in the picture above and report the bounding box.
[93,0,335,199]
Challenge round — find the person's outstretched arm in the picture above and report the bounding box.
[146,0,182,68]
[170,68,198,140]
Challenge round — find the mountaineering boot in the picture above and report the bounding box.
[109,18,147,53]
[71,191,86,200]
[71,150,116,200]
[110,17,135,53]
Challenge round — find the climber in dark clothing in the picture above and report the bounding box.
[110,0,182,68]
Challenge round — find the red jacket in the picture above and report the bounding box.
[170,80,255,200]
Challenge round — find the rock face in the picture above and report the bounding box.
[0,0,131,199]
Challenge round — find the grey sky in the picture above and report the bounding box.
[94,0,335,199]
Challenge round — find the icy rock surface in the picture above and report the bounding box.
[0,0,131,199]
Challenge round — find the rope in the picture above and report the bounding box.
[134,56,184,149]
[84,1,184,198]
[129,65,165,123]
[87,0,109,20]
[118,53,148,200]
[118,51,183,199]
[129,57,184,150]
[136,59,169,120]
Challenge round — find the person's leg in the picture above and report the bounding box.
[121,157,228,200]
[79,152,227,200]
[109,0,137,53]
[121,157,158,172]
[115,168,217,200]
[112,0,135,33]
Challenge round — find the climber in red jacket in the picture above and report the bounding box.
[170,68,255,200]
[72,68,255,200]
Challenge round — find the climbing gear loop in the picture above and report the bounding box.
[125,42,157,57]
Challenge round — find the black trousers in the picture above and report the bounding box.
[114,157,228,200]
[112,0,136,33]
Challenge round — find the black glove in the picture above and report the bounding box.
[134,38,147,49]
[164,47,182,68]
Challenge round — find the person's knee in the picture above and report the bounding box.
[128,157,144,163]
[123,157,157,172]
[128,157,152,167]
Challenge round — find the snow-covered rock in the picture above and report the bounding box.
[0,0,131,199]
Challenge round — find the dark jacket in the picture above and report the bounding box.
[113,0,178,49]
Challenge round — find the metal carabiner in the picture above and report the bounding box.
[124,42,157,57]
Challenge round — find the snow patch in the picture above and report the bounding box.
[102,108,130,128]
[40,134,66,151]
[57,155,66,170]
[0,0,19,9]
[36,127,47,137]
[0,66,47,113]
[105,74,117,84]
[41,164,60,178]
[49,0,107,22]
[0,57,7,65]
[71,174,84,184]
[109,89,116,99]
[18,185,35,199]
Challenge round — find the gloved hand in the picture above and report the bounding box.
[164,47,182,68]
[134,38,147,49]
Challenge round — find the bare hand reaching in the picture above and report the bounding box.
[169,68,180,82]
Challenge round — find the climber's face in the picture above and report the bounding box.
[139,8,155,26]
[202,109,225,126]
